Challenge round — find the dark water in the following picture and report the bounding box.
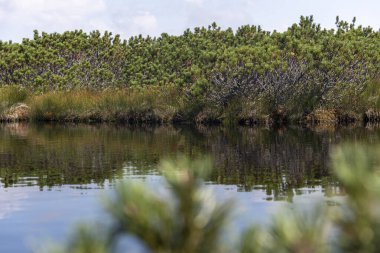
[1,123,379,252]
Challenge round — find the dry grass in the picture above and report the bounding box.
[306,109,339,124]
[0,86,29,121]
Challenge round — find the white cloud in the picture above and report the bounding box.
[0,0,108,40]
[4,0,106,23]
[0,189,28,220]
[0,0,162,40]
[185,0,204,6]
[131,12,159,35]
[0,0,380,41]
[184,0,253,29]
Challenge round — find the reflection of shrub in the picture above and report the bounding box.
[39,156,232,253]
[40,145,380,253]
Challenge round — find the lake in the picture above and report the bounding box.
[0,123,379,252]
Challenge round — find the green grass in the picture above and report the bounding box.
[0,86,28,111]
[28,86,187,123]
[1,80,380,125]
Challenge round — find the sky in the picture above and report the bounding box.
[0,0,379,41]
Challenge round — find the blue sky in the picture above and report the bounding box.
[0,0,379,41]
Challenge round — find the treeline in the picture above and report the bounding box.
[1,16,380,124]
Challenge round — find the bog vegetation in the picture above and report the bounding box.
[1,16,380,124]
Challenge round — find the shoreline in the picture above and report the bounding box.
[0,105,376,127]
[0,87,379,127]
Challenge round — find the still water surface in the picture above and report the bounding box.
[0,123,379,252]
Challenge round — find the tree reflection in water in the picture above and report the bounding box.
[1,123,379,200]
